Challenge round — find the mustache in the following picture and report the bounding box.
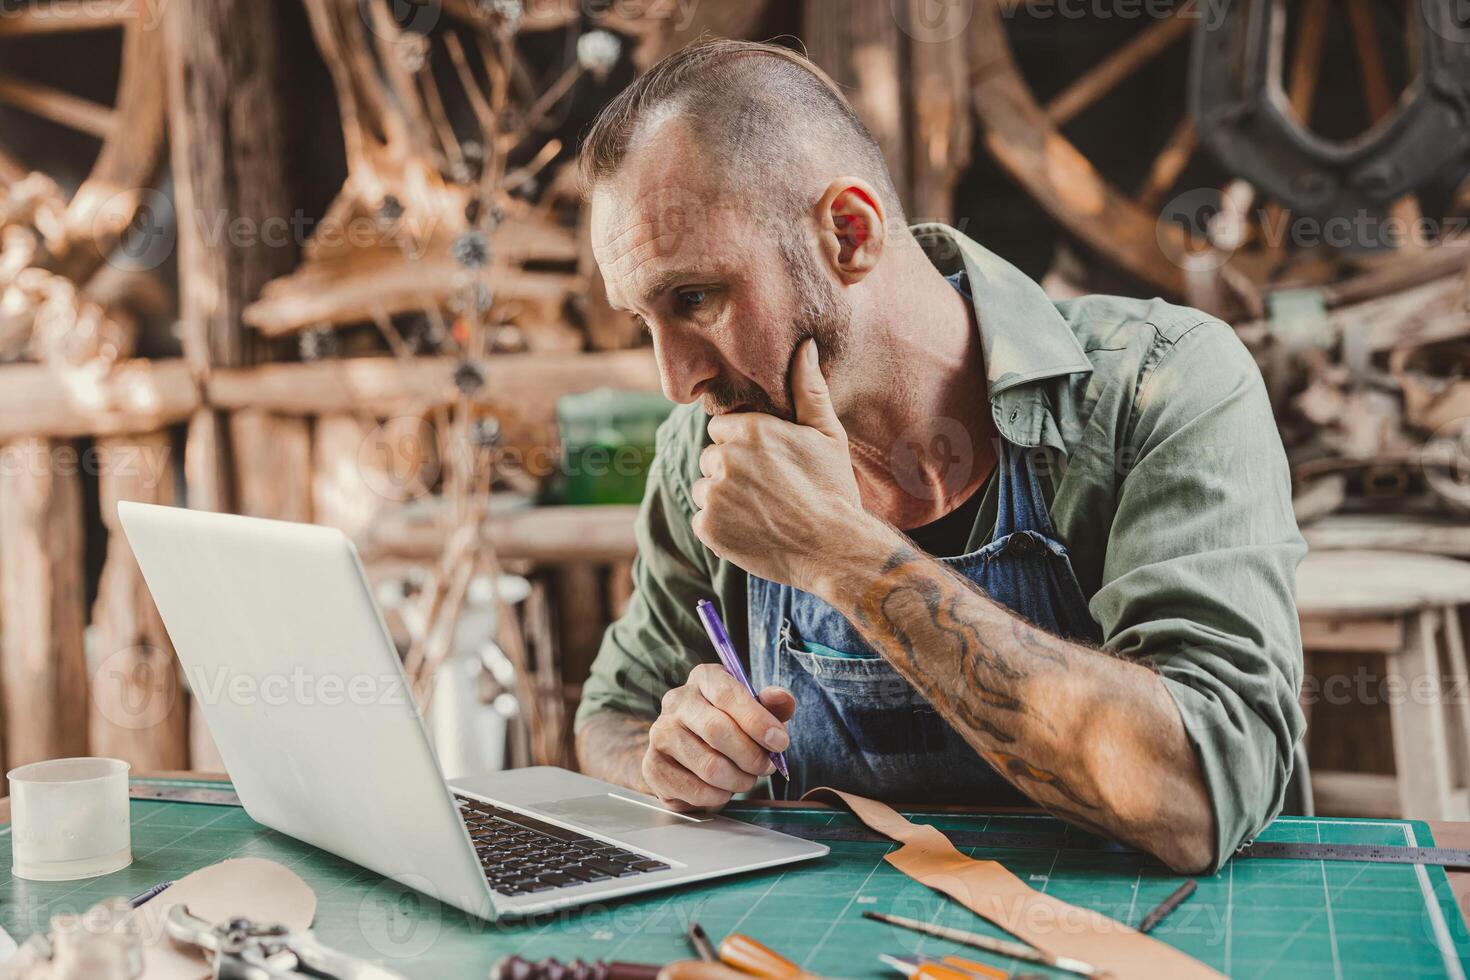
[702,336,811,419]
[702,376,785,418]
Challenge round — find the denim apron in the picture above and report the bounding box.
[746,434,1102,803]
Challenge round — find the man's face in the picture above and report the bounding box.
[590,135,848,420]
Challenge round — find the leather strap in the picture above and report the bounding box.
[807,789,1223,980]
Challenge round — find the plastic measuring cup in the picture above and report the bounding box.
[7,757,132,881]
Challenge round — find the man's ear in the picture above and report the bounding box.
[815,179,885,285]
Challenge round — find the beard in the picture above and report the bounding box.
[701,232,850,420]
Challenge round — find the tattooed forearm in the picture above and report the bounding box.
[575,712,653,793]
[980,750,1099,811]
[819,529,1216,874]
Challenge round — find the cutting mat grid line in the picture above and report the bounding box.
[1,784,1468,978]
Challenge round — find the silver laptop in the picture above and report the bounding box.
[117,502,826,920]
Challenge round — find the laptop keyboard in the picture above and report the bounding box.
[454,795,671,897]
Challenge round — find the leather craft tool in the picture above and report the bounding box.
[1136,879,1197,934]
[879,953,1009,979]
[164,904,408,979]
[490,956,661,979]
[717,932,820,979]
[688,922,718,963]
[864,912,1098,978]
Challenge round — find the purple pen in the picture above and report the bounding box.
[695,599,790,779]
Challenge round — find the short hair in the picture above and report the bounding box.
[576,39,906,229]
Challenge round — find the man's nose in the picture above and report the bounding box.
[651,325,721,405]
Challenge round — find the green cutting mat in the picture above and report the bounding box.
[3,777,1469,979]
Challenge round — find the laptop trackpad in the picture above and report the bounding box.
[532,793,705,834]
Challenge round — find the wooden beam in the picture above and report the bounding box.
[1136,117,1196,210]
[0,72,116,138]
[243,251,579,337]
[165,0,296,370]
[0,437,88,768]
[0,358,199,443]
[89,432,189,770]
[1044,16,1191,126]
[1303,513,1470,558]
[358,503,639,566]
[206,350,661,419]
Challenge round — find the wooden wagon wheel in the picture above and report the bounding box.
[0,6,167,281]
[971,0,1470,319]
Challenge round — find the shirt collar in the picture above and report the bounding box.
[911,222,1094,448]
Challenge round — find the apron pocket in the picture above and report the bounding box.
[780,618,949,756]
[780,618,922,705]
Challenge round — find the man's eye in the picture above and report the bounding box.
[676,289,707,311]
[628,313,651,334]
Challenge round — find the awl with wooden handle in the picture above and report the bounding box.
[716,933,824,980]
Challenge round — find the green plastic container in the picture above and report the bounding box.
[556,388,674,505]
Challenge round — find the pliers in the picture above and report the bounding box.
[163,904,409,980]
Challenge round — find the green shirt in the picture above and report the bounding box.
[576,222,1306,871]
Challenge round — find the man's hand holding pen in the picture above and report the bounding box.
[642,665,795,812]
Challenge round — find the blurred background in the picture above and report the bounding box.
[2,0,1470,822]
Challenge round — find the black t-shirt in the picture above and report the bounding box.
[903,487,985,558]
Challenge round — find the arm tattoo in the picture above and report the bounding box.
[980,750,1099,811]
[822,538,1215,872]
[842,546,1102,817]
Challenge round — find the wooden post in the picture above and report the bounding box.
[804,0,910,207]
[229,411,313,522]
[555,563,606,714]
[900,0,971,224]
[804,0,971,223]
[165,0,296,371]
[182,408,233,773]
[0,437,88,768]
[185,408,233,514]
[312,413,382,535]
[89,432,189,770]
[608,559,635,620]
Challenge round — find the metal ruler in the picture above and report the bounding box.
[748,821,1470,870]
[129,784,242,807]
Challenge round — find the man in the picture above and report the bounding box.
[573,39,1305,875]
